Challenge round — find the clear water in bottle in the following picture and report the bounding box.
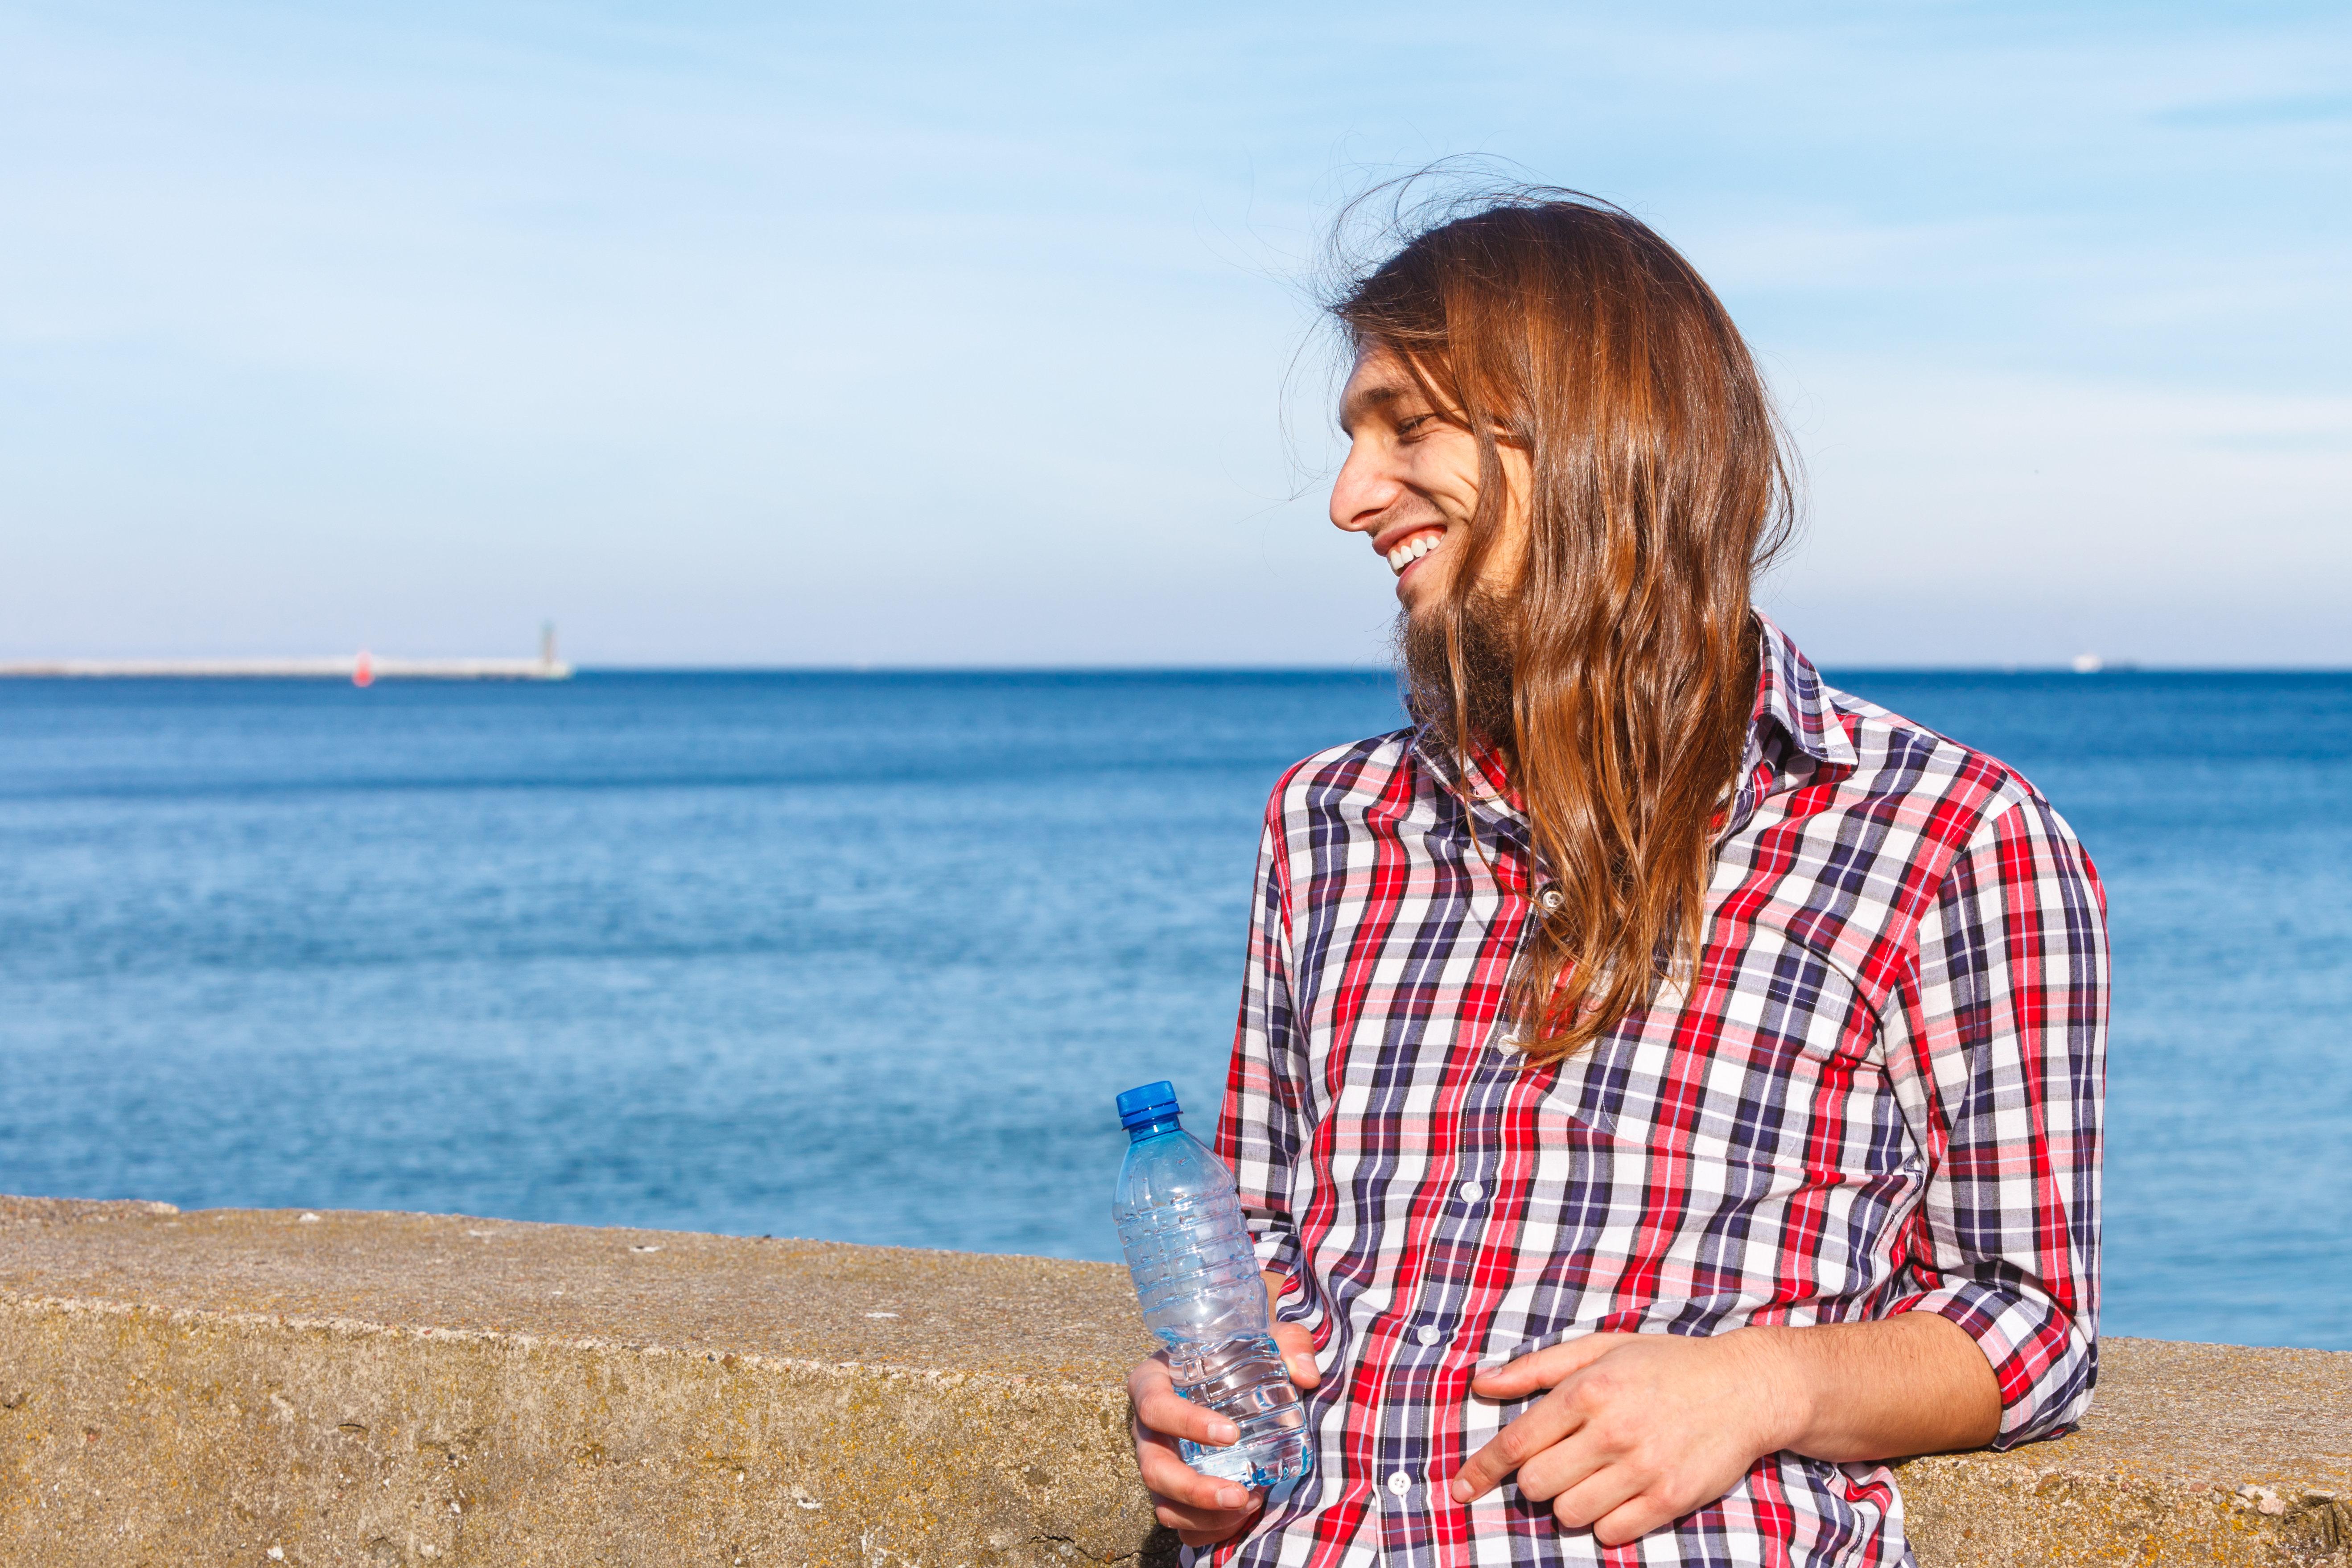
[1113,1081,1313,1490]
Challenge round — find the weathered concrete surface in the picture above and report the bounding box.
[1,1196,2345,1567]
[0,1198,1162,1568]
[1895,1338,2349,1566]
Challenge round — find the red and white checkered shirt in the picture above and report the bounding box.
[1209,614,2106,1568]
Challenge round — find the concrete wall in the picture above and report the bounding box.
[1,1196,2344,1567]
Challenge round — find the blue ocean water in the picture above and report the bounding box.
[0,671,2345,1350]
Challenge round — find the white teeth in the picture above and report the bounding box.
[1386,532,1442,573]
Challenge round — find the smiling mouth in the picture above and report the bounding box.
[1385,527,1445,576]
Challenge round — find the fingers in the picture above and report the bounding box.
[1149,1480,1260,1532]
[1450,1387,1587,1502]
[1468,1333,1628,1399]
[1126,1351,1266,1549]
[1151,1483,1263,1545]
[1271,1321,1321,1389]
[1137,1436,1264,1540]
[1514,1427,1606,1505]
[1169,1504,1264,1550]
[1544,1457,1645,1530]
[1129,1358,1240,1450]
[1591,1493,1683,1547]
[1137,1384,1240,1448]
[1135,1430,1255,1514]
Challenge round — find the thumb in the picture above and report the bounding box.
[1470,1333,1629,1398]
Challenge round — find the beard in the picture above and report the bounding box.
[1397,592,1518,763]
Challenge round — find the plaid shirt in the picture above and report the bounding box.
[1209,615,2106,1568]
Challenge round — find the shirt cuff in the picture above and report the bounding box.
[1895,1280,2096,1449]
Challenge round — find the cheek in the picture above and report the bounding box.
[1418,437,1488,521]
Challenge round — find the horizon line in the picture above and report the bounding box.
[8,660,2349,678]
[565,661,2352,675]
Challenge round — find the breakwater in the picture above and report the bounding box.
[0,655,570,679]
[1,1196,2345,1567]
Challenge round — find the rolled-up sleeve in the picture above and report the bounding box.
[1214,790,1310,1294]
[1890,792,2108,1449]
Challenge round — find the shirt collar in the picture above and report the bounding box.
[1750,610,1858,772]
[1407,610,1856,832]
[1406,724,1519,819]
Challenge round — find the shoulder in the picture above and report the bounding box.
[1819,680,2095,878]
[1262,728,1422,834]
[1752,615,2074,868]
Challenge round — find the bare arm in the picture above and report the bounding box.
[1128,1272,1317,1547]
[1450,1312,1998,1544]
[1743,1312,1998,1460]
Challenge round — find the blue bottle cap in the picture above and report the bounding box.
[1116,1080,1181,1130]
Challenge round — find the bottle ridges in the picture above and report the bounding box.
[1114,1189,1259,1316]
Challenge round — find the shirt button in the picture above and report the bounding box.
[1387,1470,1413,1496]
[1416,1325,1442,1346]
[1458,1181,1484,1202]
[1495,1035,1522,1054]
[1535,884,1564,913]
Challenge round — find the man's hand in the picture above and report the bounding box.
[1129,1278,1319,1548]
[1448,1332,1790,1546]
[1450,1316,2002,1546]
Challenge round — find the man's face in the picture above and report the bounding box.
[1330,346,1531,618]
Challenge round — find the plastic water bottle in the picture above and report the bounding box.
[1113,1081,1312,1489]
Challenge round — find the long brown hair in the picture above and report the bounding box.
[1334,186,1796,1062]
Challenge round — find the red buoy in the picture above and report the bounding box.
[353,650,374,688]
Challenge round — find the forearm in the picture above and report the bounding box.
[1737,1311,2001,1462]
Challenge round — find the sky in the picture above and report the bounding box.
[2,0,2347,667]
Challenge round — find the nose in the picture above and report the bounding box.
[1330,436,1400,535]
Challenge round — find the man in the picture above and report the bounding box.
[1126,191,2106,1568]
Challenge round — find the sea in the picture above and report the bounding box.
[0,671,2345,1351]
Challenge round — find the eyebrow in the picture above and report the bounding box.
[1337,381,1409,437]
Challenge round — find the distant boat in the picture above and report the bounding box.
[0,625,573,681]
[2072,653,2105,675]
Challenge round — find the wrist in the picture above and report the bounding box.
[1726,1326,1816,1458]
